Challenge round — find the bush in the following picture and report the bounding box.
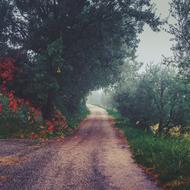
[0,93,41,137]
[112,65,190,132]
[65,103,90,131]
[0,92,68,139]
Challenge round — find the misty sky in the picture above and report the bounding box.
[137,0,173,64]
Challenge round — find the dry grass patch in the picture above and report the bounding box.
[0,156,25,166]
[164,178,190,190]
[0,176,10,182]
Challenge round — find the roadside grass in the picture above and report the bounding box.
[108,109,190,190]
[64,105,90,135]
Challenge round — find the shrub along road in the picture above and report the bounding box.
[0,105,162,190]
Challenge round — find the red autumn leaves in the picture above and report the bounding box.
[0,91,18,114]
[0,58,17,113]
[46,121,55,133]
[0,103,2,113]
[0,57,68,139]
[0,57,17,82]
[0,58,18,113]
[8,91,18,112]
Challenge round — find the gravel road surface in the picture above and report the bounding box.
[0,105,162,190]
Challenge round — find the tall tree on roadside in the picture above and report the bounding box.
[1,0,161,118]
[0,0,13,56]
[170,0,190,81]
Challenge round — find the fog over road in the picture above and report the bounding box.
[0,105,162,190]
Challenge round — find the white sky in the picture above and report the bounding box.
[136,0,173,64]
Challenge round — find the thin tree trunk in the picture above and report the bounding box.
[42,91,54,120]
[158,81,165,134]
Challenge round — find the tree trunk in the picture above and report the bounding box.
[158,81,165,134]
[42,91,54,120]
[158,118,163,134]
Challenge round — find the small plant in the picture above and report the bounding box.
[0,91,68,138]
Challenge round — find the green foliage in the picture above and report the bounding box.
[169,0,190,81]
[0,0,161,116]
[107,109,122,120]
[0,95,43,138]
[112,64,190,132]
[124,127,190,190]
[110,110,190,190]
[66,103,89,129]
[170,0,190,57]
[0,0,13,56]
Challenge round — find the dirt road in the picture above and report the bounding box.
[0,105,162,190]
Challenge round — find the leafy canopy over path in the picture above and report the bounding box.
[0,0,160,117]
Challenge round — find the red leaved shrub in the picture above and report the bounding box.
[0,57,68,139]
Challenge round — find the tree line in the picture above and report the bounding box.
[0,0,160,119]
[111,0,190,133]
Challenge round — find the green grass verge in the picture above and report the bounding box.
[64,105,90,135]
[108,109,190,190]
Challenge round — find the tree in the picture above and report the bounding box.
[1,0,161,117]
[169,0,190,81]
[113,64,190,132]
[0,0,13,56]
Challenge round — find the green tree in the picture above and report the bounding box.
[0,0,13,56]
[170,0,190,81]
[1,0,160,117]
[113,64,190,132]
